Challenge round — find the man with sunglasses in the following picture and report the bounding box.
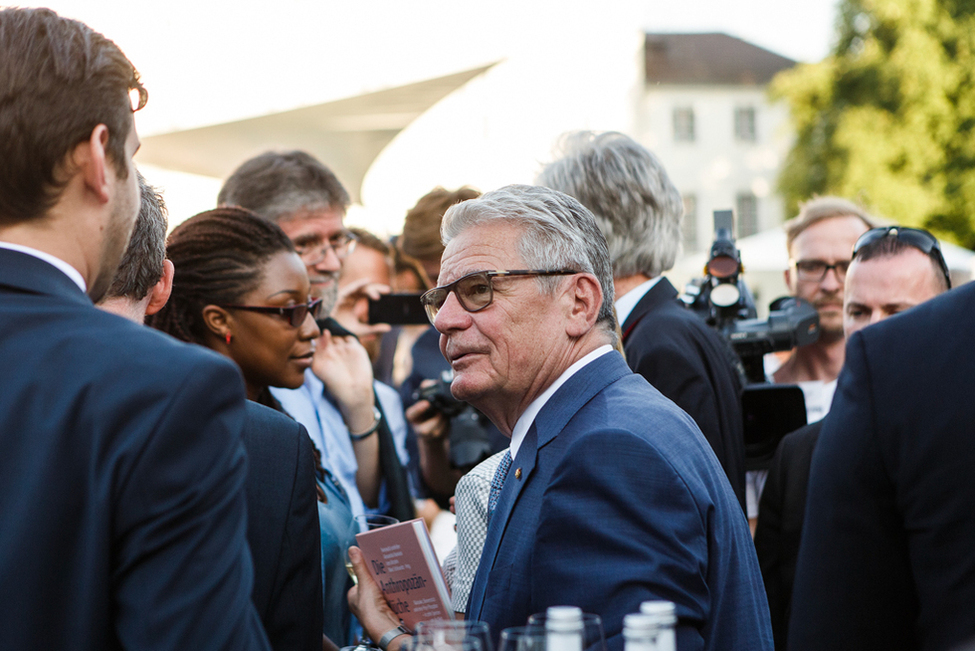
[347,184,772,651]
[219,151,413,523]
[756,225,950,649]
[779,226,961,651]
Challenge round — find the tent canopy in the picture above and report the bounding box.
[136,64,496,203]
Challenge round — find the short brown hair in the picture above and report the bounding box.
[0,8,146,225]
[104,172,168,301]
[784,196,876,253]
[399,186,480,262]
[217,150,350,223]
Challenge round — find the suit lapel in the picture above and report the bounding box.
[466,352,633,619]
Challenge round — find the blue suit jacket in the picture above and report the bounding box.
[790,282,975,651]
[467,351,771,651]
[0,248,270,651]
[620,278,746,511]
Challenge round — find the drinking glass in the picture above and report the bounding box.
[526,612,606,651]
[415,620,493,651]
[343,513,399,584]
[404,634,483,651]
[499,626,546,651]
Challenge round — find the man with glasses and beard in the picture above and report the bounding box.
[773,197,876,415]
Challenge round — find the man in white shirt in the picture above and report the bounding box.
[347,184,771,651]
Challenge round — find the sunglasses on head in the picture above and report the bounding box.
[852,226,951,289]
[220,297,324,327]
[419,269,580,325]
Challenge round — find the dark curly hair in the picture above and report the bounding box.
[149,206,295,345]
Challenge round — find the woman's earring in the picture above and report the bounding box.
[225,332,232,345]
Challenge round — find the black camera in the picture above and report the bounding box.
[680,210,819,468]
[680,210,820,384]
[414,371,494,470]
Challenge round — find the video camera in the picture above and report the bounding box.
[415,370,494,470]
[680,210,820,467]
[679,210,820,384]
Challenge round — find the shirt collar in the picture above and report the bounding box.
[0,241,87,293]
[508,345,614,460]
[614,276,662,326]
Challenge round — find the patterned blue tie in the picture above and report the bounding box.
[487,449,513,518]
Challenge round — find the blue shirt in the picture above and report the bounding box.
[272,371,410,518]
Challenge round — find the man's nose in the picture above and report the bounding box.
[311,247,342,274]
[434,290,470,333]
[820,266,844,290]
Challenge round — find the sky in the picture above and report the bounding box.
[18,0,841,233]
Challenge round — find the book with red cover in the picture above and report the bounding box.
[355,517,453,630]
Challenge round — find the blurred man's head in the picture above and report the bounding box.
[784,197,876,343]
[340,228,393,360]
[0,7,147,301]
[97,172,174,323]
[536,131,683,283]
[218,150,352,310]
[399,186,480,285]
[843,226,949,338]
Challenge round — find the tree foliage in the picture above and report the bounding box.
[771,0,975,246]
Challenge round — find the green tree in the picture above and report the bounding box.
[772,0,975,247]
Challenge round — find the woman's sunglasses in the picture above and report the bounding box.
[220,297,324,327]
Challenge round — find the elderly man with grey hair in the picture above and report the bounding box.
[347,184,771,651]
[537,131,747,512]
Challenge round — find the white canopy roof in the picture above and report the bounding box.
[136,64,496,204]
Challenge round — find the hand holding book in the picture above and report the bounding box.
[347,546,410,651]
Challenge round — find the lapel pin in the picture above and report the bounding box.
[515,468,522,480]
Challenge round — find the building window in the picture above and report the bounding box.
[736,193,758,238]
[735,107,756,142]
[682,193,698,252]
[673,107,695,142]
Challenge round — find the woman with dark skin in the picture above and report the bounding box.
[150,207,355,651]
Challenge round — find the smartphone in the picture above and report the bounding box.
[367,293,428,325]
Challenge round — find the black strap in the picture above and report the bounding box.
[375,390,416,522]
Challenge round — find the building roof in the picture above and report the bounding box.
[644,33,795,86]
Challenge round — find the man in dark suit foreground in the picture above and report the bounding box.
[0,9,269,650]
[348,185,771,651]
[97,176,323,651]
[537,131,747,512]
[756,226,949,649]
[788,227,965,651]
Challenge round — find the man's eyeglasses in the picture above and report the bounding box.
[852,226,951,288]
[293,231,358,266]
[420,269,580,325]
[792,259,851,283]
[220,297,324,327]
